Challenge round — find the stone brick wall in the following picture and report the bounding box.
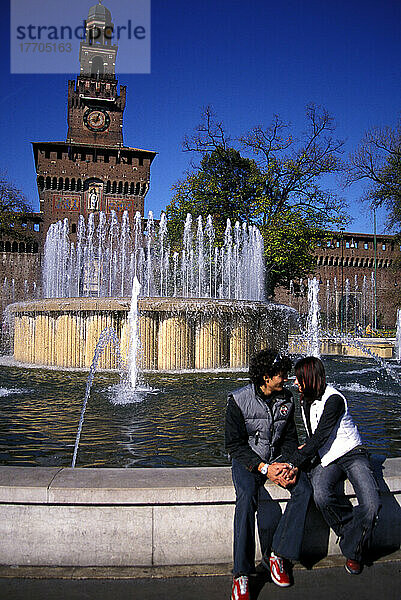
[0,253,42,311]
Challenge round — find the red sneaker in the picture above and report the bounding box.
[269,552,291,587]
[344,558,362,575]
[231,575,250,600]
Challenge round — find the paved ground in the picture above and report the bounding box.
[1,555,400,600]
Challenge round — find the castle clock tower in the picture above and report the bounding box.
[32,1,156,237]
[67,1,125,147]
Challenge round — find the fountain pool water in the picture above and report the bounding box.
[0,356,400,468]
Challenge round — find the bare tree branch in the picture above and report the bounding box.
[183,106,230,153]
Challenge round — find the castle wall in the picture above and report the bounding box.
[33,142,154,238]
[274,231,401,329]
[0,252,42,311]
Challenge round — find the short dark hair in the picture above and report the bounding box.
[294,356,326,401]
[249,349,292,386]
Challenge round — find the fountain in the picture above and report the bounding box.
[3,211,401,468]
[71,326,124,468]
[396,308,401,362]
[288,273,396,359]
[8,211,292,372]
[2,226,401,467]
[127,276,142,388]
[305,277,321,357]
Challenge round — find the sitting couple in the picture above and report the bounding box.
[225,349,381,600]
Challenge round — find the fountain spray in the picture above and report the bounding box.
[128,276,142,389]
[396,309,401,362]
[306,277,321,357]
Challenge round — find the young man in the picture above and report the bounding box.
[225,349,312,600]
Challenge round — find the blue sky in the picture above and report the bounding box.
[1,0,401,234]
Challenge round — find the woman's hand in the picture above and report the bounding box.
[267,463,297,488]
[283,467,298,486]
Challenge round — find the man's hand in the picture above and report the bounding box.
[266,462,297,488]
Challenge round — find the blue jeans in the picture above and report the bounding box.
[231,458,312,575]
[309,449,381,561]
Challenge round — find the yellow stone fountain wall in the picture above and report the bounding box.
[34,315,55,366]
[195,318,226,370]
[229,318,250,369]
[158,316,193,370]
[10,299,283,371]
[139,315,158,370]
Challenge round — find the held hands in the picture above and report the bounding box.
[259,462,298,488]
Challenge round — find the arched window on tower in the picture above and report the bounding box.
[91,56,104,77]
[38,176,44,191]
[77,179,82,191]
[118,181,123,194]
[46,176,51,189]
[5,241,11,252]
[19,242,25,253]
[71,178,76,191]
[106,181,111,193]
[124,182,128,195]
[52,177,57,189]
[58,177,63,190]
[65,178,70,190]
[112,181,117,193]
[12,242,18,253]
[130,182,135,194]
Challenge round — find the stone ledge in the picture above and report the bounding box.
[0,459,400,506]
[0,460,399,566]
[0,467,62,503]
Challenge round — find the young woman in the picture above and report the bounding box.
[284,356,380,575]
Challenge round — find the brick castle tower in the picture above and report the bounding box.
[33,1,156,237]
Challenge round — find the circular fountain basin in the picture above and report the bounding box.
[0,356,400,468]
[8,297,292,371]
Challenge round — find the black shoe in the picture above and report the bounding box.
[255,557,269,574]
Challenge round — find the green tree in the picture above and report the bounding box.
[0,175,32,238]
[166,147,265,246]
[166,106,348,294]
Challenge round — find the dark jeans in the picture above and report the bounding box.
[231,458,312,575]
[309,449,381,561]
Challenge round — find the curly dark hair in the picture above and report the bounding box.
[249,349,292,386]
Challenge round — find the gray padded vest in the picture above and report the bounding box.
[231,383,294,463]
